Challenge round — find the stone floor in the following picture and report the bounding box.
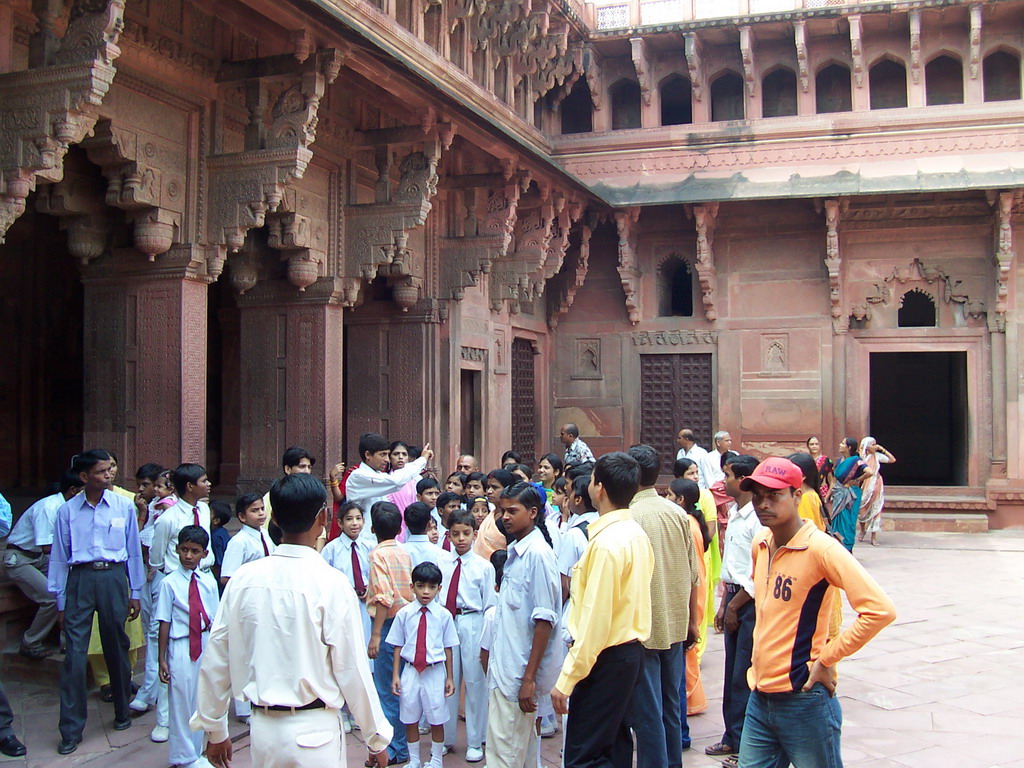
[2,529,1023,768]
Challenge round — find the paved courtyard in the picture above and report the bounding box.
[1,529,1022,768]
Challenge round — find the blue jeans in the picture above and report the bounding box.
[629,642,684,768]
[722,590,755,748]
[373,618,408,761]
[678,643,690,750]
[738,685,843,768]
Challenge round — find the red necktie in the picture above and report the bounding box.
[188,573,211,662]
[442,531,451,552]
[261,533,269,557]
[413,606,429,672]
[192,505,200,527]
[446,558,462,616]
[351,541,366,593]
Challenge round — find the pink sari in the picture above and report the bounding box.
[388,476,418,542]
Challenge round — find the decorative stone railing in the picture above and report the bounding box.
[589,0,888,30]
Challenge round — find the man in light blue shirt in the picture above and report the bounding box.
[47,449,145,756]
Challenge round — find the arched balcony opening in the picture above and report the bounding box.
[869,59,908,109]
[610,79,642,130]
[658,256,695,317]
[898,290,937,328]
[660,75,693,126]
[926,55,964,106]
[761,68,797,117]
[984,50,1022,102]
[560,78,594,134]
[816,63,852,113]
[710,71,744,121]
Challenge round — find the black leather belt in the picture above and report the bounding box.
[724,582,743,593]
[454,608,479,615]
[72,561,119,570]
[6,544,38,555]
[259,698,327,712]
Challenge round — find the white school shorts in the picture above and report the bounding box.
[399,662,449,726]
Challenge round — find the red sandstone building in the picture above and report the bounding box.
[1,0,1022,528]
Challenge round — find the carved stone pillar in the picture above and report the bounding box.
[990,190,1021,472]
[234,279,347,491]
[823,199,848,447]
[693,203,719,322]
[81,246,219,473]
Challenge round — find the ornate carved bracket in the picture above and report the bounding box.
[615,206,641,324]
[0,0,125,243]
[584,44,603,111]
[34,160,110,265]
[208,49,343,291]
[344,140,442,308]
[489,191,557,313]
[909,12,922,85]
[823,199,846,334]
[549,223,591,329]
[794,21,809,93]
[739,27,755,98]
[849,15,865,89]
[685,33,704,103]
[849,258,987,326]
[440,182,520,300]
[969,4,983,80]
[693,202,719,322]
[991,190,1021,329]
[630,37,652,106]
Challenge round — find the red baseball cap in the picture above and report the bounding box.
[739,457,803,491]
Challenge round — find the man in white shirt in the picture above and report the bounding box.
[700,431,734,489]
[3,470,82,658]
[191,472,393,768]
[347,433,434,546]
[675,429,710,489]
[706,454,763,764]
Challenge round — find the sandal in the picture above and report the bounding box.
[705,741,737,756]
[722,755,739,767]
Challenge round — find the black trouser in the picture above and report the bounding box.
[59,565,132,740]
[564,640,644,768]
[0,680,14,739]
[722,587,756,749]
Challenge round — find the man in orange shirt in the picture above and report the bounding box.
[738,457,896,767]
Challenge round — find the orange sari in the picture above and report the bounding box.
[685,514,708,716]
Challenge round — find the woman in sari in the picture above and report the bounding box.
[673,458,721,649]
[806,436,833,502]
[828,437,874,552]
[858,437,896,546]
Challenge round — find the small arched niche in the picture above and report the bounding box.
[926,55,964,106]
[660,74,693,126]
[898,289,937,327]
[561,78,594,134]
[657,256,695,317]
[610,79,642,130]
[711,71,745,121]
[869,58,908,109]
[816,63,852,113]
[762,68,798,118]
[984,50,1022,102]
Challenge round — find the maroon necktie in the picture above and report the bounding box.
[351,542,366,593]
[261,533,269,557]
[442,531,451,552]
[414,606,429,672]
[188,573,211,662]
[446,558,462,616]
[192,505,200,527]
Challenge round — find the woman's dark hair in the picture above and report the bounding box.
[843,437,859,456]
[446,471,468,488]
[500,450,521,466]
[490,549,509,588]
[539,453,564,477]
[553,476,568,493]
[571,474,595,512]
[269,473,326,534]
[177,525,210,549]
[669,478,710,553]
[172,463,208,496]
[389,441,410,455]
[514,463,533,477]
[235,492,263,520]
[592,452,641,509]
[786,452,819,492]
[486,469,516,488]
[499,482,554,548]
[673,457,697,479]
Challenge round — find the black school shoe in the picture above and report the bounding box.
[57,735,82,755]
[0,735,26,757]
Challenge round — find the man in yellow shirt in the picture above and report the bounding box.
[551,452,654,768]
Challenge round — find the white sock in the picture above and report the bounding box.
[431,740,444,765]
[408,739,422,767]
[536,732,543,767]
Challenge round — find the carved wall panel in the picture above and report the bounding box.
[639,353,713,474]
[510,337,537,466]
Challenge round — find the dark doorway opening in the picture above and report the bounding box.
[869,351,967,486]
[640,353,713,474]
[510,339,537,466]
[460,369,481,461]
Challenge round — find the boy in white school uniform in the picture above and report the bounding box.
[218,492,275,723]
[387,562,459,768]
[150,464,216,578]
[403,502,454,570]
[441,509,495,763]
[156,526,220,768]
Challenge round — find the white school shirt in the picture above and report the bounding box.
[488,528,562,702]
[321,534,372,591]
[190,544,393,749]
[140,495,177,548]
[444,550,496,614]
[718,501,763,598]
[403,534,454,569]
[479,606,497,652]
[385,599,459,665]
[556,511,598,577]
[346,458,428,546]
[220,524,275,579]
[7,492,62,553]
[149,498,215,573]
[154,566,220,640]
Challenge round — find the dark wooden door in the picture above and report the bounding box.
[640,353,714,473]
[510,338,537,466]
